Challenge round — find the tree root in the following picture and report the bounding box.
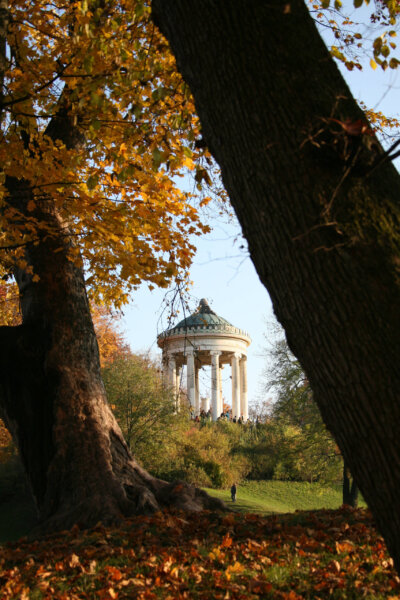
[30,477,226,538]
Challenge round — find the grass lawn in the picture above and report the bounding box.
[204,480,366,515]
[0,472,365,543]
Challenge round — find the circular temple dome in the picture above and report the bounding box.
[158,298,250,340]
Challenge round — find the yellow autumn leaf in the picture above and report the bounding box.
[0,0,225,308]
[225,561,245,579]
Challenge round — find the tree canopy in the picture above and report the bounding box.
[0,0,216,307]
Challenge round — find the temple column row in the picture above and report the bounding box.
[164,350,248,421]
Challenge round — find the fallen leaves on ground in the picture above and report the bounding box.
[1,506,399,599]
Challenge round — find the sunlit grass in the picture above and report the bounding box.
[204,480,366,515]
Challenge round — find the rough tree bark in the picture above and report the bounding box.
[0,15,223,528]
[0,188,222,532]
[0,181,223,531]
[152,0,400,569]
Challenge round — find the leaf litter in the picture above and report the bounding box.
[1,506,399,599]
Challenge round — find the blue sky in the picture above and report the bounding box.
[121,6,400,410]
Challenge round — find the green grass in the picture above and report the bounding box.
[0,456,364,543]
[204,480,366,515]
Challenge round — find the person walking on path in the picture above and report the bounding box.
[230,483,237,503]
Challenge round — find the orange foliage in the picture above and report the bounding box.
[91,305,131,367]
[310,0,400,73]
[0,0,215,307]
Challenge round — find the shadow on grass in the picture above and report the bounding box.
[0,457,38,543]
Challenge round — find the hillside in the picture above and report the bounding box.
[205,480,365,516]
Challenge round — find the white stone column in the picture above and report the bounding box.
[211,351,221,421]
[194,367,200,416]
[218,365,223,416]
[240,356,248,420]
[168,355,176,391]
[162,352,168,386]
[231,352,241,419]
[175,365,181,412]
[187,349,196,413]
[201,397,210,413]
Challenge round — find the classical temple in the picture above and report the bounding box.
[157,299,251,421]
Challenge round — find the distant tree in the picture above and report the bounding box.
[92,306,131,367]
[163,420,250,488]
[102,354,176,456]
[102,356,250,487]
[264,334,358,498]
[235,420,281,481]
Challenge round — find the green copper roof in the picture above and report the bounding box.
[158,298,250,340]
[173,298,233,329]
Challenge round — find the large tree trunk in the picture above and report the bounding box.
[0,177,223,533]
[0,2,223,527]
[152,0,400,570]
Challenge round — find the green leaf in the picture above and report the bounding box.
[152,87,168,102]
[135,2,144,17]
[125,164,137,178]
[83,54,94,74]
[90,92,101,107]
[353,0,363,7]
[195,168,212,186]
[87,174,99,191]
[373,37,382,50]
[152,148,163,170]
[132,105,142,119]
[90,119,101,132]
